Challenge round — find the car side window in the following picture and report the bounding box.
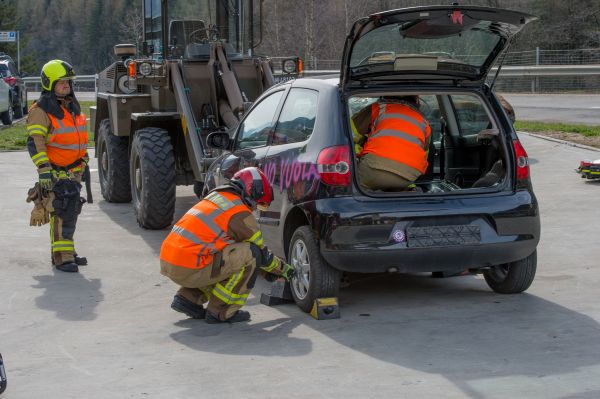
[236,90,284,149]
[272,88,318,145]
[418,95,441,143]
[451,94,491,137]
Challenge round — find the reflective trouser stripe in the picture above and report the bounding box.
[52,240,74,252]
[211,266,250,306]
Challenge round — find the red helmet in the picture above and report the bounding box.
[231,167,273,210]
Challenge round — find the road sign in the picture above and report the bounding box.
[0,31,17,42]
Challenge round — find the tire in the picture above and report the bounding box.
[13,97,23,119]
[193,181,204,199]
[484,250,537,294]
[130,127,176,229]
[1,99,13,125]
[97,119,131,202]
[288,226,340,312]
[22,90,28,115]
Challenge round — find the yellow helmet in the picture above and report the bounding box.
[40,59,76,92]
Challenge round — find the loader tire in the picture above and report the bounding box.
[130,127,176,229]
[98,119,131,202]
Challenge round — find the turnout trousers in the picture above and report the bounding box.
[50,172,82,265]
[161,242,260,321]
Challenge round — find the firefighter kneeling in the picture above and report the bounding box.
[160,167,295,324]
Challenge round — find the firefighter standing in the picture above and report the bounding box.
[27,60,89,273]
[160,167,295,324]
[352,96,431,191]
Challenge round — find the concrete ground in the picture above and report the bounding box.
[1,134,600,398]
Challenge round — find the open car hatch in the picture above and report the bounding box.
[340,5,537,88]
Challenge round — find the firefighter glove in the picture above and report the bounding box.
[260,246,274,268]
[38,170,53,190]
[30,202,50,226]
[281,262,297,281]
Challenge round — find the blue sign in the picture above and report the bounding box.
[0,31,16,42]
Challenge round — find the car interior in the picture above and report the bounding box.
[348,92,508,194]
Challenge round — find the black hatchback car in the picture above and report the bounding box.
[205,5,540,312]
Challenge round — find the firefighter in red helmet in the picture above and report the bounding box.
[160,167,295,324]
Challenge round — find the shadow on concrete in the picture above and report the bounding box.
[170,273,600,397]
[169,316,312,357]
[31,271,104,321]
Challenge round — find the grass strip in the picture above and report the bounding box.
[0,101,95,151]
[514,121,600,137]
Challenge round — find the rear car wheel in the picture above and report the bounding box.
[97,119,131,202]
[288,226,340,312]
[130,127,176,229]
[193,181,204,199]
[1,103,13,125]
[13,97,23,119]
[483,250,537,294]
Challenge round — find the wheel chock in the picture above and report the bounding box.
[310,297,340,320]
[260,279,294,306]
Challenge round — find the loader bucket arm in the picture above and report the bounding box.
[169,61,207,178]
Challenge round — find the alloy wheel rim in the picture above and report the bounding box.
[291,239,310,300]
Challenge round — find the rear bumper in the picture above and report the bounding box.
[311,190,540,273]
[321,239,537,273]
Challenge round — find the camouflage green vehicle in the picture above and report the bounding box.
[91,0,299,229]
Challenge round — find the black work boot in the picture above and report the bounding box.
[74,256,88,266]
[52,256,87,266]
[55,262,79,273]
[206,310,251,324]
[171,295,206,319]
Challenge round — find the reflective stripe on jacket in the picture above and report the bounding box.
[361,102,431,174]
[160,191,252,269]
[46,107,88,167]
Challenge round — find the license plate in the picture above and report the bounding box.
[406,225,480,248]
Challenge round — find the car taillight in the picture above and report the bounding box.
[580,160,592,167]
[512,139,530,181]
[3,76,16,86]
[317,145,350,186]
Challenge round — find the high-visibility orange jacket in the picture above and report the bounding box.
[46,106,88,167]
[360,102,431,174]
[160,191,251,269]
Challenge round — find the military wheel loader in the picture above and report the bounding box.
[90,0,299,229]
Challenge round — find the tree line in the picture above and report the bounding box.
[0,0,599,76]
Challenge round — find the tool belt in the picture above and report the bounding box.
[51,158,93,204]
[52,179,85,222]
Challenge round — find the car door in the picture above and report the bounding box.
[444,94,496,187]
[209,88,286,188]
[259,87,320,255]
[0,79,9,113]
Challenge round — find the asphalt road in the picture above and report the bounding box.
[501,94,600,125]
[1,134,600,398]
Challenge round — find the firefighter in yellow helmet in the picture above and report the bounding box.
[26,60,89,273]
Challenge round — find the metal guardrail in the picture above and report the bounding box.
[22,65,600,92]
